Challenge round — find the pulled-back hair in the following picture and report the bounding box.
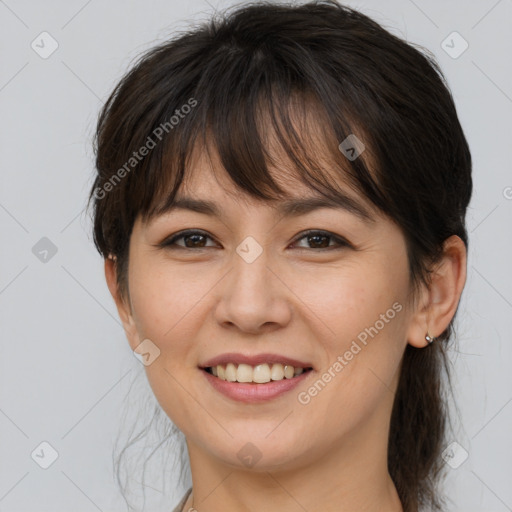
[89,2,472,510]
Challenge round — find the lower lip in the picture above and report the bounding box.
[201,368,312,403]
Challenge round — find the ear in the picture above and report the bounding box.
[104,256,139,351]
[407,235,467,348]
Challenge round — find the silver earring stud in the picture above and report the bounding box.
[425,334,435,344]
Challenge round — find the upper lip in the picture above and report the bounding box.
[200,353,313,369]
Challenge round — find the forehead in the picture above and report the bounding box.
[180,154,306,201]
[164,150,378,225]
[180,126,360,199]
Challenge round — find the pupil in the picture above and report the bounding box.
[309,235,328,248]
[186,234,205,248]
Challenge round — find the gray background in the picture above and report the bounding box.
[1,0,511,511]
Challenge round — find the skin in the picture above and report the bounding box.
[105,143,467,512]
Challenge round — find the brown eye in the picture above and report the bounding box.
[161,230,217,249]
[291,230,350,250]
[159,229,350,251]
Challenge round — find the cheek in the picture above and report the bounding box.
[128,253,200,341]
[291,252,409,345]
[126,255,206,431]
[302,260,410,436]
[292,248,409,397]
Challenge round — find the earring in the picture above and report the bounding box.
[425,334,435,344]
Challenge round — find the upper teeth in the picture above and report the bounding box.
[210,363,306,383]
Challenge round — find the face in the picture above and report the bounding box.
[114,146,420,473]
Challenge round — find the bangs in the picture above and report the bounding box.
[130,50,386,224]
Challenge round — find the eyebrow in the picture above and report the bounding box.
[158,194,375,223]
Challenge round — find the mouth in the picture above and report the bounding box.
[203,363,313,383]
[199,354,314,402]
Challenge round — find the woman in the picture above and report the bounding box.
[89,1,472,511]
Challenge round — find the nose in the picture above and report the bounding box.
[214,244,292,335]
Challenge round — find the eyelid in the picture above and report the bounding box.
[158,228,352,251]
[158,229,217,249]
[290,229,351,250]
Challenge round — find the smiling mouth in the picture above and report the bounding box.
[203,363,313,384]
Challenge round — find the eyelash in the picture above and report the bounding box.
[159,229,351,252]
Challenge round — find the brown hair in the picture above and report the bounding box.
[88,1,472,510]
